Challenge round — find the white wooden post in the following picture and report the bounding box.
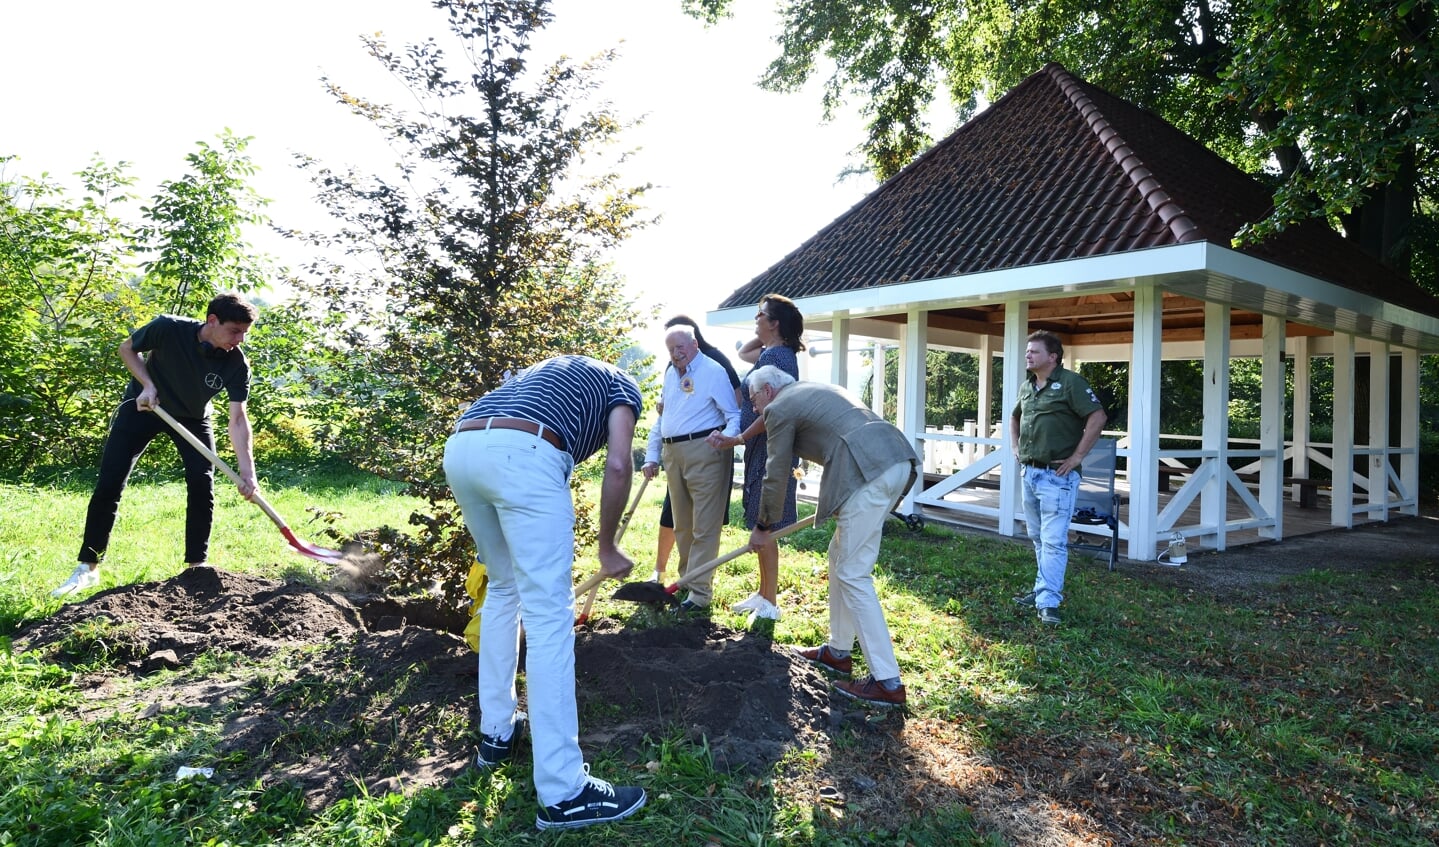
[1290,334,1312,493]
[1128,285,1163,560]
[898,310,928,513]
[870,341,886,419]
[999,302,1027,537]
[1400,347,1420,517]
[1331,333,1356,528]
[977,332,995,458]
[830,312,851,390]
[1260,314,1285,539]
[1366,339,1390,520]
[1201,301,1231,550]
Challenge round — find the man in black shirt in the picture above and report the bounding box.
[53,293,259,597]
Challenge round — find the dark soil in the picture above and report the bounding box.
[11,568,847,817]
[13,512,1439,845]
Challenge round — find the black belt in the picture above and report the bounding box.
[1023,460,1065,469]
[455,417,564,451]
[662,429,715,444]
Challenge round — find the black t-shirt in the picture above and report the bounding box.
[124,315,250,419]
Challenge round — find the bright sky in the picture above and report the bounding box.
[1,0,879,357]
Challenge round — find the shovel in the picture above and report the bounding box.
[575,474,649,625]
[152,405,347,565]
[611,513,817,606]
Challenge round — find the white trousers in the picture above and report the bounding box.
[825,460,911,682]
[443,428,584,807]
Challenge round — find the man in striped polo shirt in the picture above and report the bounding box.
[443,355,646,831]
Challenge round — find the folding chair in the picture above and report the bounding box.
[1069,437,1120,571]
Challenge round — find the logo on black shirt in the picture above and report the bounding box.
[205,373,225,391]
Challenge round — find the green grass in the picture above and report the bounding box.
[2,466,1436,845]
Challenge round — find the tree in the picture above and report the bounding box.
[289,0,651,596]
[0,157,144,472]
[138,131,272,316]
[0,141,297,476]
[684,0,1437,288]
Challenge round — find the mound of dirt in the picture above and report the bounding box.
[12,568,842,809]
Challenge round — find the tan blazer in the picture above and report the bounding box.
[758,381,918,525]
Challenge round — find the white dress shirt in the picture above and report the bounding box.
[645,353,740,465]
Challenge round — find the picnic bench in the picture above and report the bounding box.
[1154,466,1326,508]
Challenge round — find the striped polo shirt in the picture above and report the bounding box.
[455,355,643,463]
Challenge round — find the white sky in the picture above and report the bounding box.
[1,0,881,357]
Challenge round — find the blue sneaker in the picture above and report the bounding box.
[475,715,525,768]
[535,766,646,830]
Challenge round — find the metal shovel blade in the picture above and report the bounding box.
[610,579,679,606]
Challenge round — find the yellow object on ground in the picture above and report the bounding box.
[464,559,488,653]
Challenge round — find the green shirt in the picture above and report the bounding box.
[1013,365,1103,464]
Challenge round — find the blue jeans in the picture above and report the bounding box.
[443,427,585,807]
[1021,465,1078,609]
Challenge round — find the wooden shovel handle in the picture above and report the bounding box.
[576,475,651,623]
[672,513,817,592]
[153,404,288,531]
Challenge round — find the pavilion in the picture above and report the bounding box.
[709,64,1439,561]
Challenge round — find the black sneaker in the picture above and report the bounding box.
[535,766,646,831]
[1037,607,1062,625]
[475,716,526,768]
[1012,590,1038,607]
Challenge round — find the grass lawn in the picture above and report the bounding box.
[0,464,1436,846]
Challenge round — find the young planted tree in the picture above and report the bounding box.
[291,0,651,596]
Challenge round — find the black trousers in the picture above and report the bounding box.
[78,402,216,565]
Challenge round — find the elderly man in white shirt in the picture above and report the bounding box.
[642,325,741,612]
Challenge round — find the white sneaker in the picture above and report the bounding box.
[731,592,764,613]
[51,564,99,597]
[747,597,781,623]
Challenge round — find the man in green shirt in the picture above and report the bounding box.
[1009,330,1107,625]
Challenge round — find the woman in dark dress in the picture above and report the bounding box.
[709,293,804,619]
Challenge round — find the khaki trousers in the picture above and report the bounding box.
[663,438,733,605]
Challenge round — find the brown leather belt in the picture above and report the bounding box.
[455,416,564,451]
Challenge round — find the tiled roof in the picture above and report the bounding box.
[718,63,1439,319]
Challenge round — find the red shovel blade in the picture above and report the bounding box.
[279,527,347,564]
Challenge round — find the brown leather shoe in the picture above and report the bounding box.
[834,675,906,708]
[792,645,852,676]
